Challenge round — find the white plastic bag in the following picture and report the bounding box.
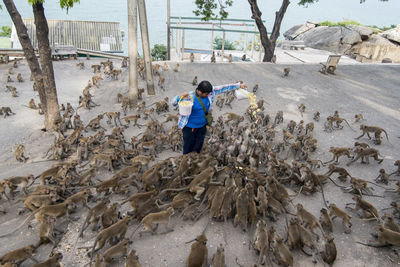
[235,88,250,100]
[178,95,193,116]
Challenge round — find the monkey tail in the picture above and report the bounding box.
[319,184,329,209]
[327,177,346,189]
[89,238,99,267]
[0,209,40,238]
[382,129,391,144]
[344,119,356,132]
[356,241,390,248]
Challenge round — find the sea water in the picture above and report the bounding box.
[0,0,398,55]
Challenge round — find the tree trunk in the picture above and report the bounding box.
[2,0,49,122]
[248,0,290,62]
[32,2,60,130]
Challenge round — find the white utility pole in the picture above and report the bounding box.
[127,0,138,103]
[138,0,155,95]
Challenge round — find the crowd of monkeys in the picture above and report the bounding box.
[1,56,400,267]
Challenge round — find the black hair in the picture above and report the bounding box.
[196,80,213,94]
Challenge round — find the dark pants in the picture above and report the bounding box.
[182,125,207,154]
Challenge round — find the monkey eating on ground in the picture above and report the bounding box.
[282,67,290,77]
[375,169,390,185]
[14,144,29,163]
[16,73,23,82]
[313,111,320,122]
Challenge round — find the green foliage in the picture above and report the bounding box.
[213,36,235,50]
[28,0,80,12]
[151,44,167,61]
[193,0,233,21]
[368,24,396,31]
[234,33,261,51]
[0,26,11,37]
[318,20,361,27]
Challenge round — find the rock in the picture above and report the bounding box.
[380,25,400,43]
[347,25,374,40]
[342,30,362,45]
[381,58,392,63]
[283,22,317,40]
[351,35,400,63]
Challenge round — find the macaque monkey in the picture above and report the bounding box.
[192,76,198,86]
[253,219,269,264]
[382,213,400,233]
[121,96,130,115]
[346,147,384,166]
[136,207,174,235]
[36,216,58,246]
[85,114,105,131]
[346,195,379,219]
[0,245,37,265]
[241,54,246,61]
[17,73,23,82]
[296,203,324,239]
[211,51,216,63]
[77,199,111,237]
[121,57,128,68]
[305,122,314,134]
[89,216,131,265]
[105,111,122,126]
[390,160,400,177]
[273,234,293,267]
[31,253,63,267]
[187,234,208,267]
[91,64,101,73]
[125,249,141,267]
[356,124,389,145]
[173,63,179,72]
[358,225,400,247]
[210,244,225,267]
[28,99,37,109]
[354,113,364,123]
[8,67,13,74]
[283,67,290,77]
[76,62,85,69]
[7,75,13,82]
[116,93,123,103]
[225,112,244,125]
[111,69,122,80]
[190,52,195,63]
[10,87,18,97]
[102,238,131,264]
[298,103,306,117]
[325,164,352,182]
[14,144,29,162]
[375,169,389,184]
[4,174,34,196]
[326,116,355,131]
[274,110,284,125]
[1,106,15,118]
[319,208,333,232]
[313,111,320,122]
[234,188,249,231]
[324,147,352,164]
[162,62,169,71]
[329,203,352,233]
[228,54,233,63]
[321,235,337,266]
[22,193,58,212]
[158,76,165,90]
[252,84,259,93]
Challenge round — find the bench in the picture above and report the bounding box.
[319,55,341,74]
[280,40,306,50]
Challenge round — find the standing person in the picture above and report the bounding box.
[172,80,247,154]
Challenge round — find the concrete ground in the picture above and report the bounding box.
[0,55,400,266]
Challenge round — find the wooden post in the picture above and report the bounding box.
[251,25,256,58]
[137,0,155,95]
[181,29,185,61]
[127,0,138,103]
[167,0,171,60]
[221,31,225,62]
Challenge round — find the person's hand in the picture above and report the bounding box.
[180,92,189,99]
[240,83,247,89]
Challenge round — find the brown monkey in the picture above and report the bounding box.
[228,54,233,63]
[358,225,400,247]
[313,111,320,121]
[102,238,131,264]
[287,218,301,249]
[76,62,85,69]
[324,147,352,164]
[390,160,400,177]
[28,99,37,109]
[325,164,352,182]
[0,245,37,265]
[296,203,324,239]
[321,235,337,266]
[356,124,389,144]
[375,169,389,184]
[298,103,306,117]
[305,122,314,134]
[234,188,249,231]
[346,195,379,219]
[354,113,364,123]
[211,51,216,63]
[136,207,174,235]
[211,244,225,267]
[192,76,198,86]
[354,141,370,149]
[77,198,111,237]
[187,234,208,267]
[65,189,91,209]
[382,213,400,233]
[101,203,120,229]
[190,52,195,62]
[31,252,63,267]
[36,216,58,247]
[252,84,259,93]
[105,111,122,126]
[329,203,352,233]
[37,103,44,115]
[274,111,283,125]
[89,216,131,265]
[125,249,142,267]
[1,106,15,118]
[14,144,29,162]
[272,234,293,267]
[346,147,384,166]
[224,112,244,125]
[319,208,333,232]
[282,67,290,77]
[17,73,23,82]
[173,63,179,72]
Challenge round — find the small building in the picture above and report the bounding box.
[11,18,123,53]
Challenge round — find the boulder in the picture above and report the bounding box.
[283,22,316,40]
[380,26,400,43]
[347,25,374,40]
[351,35,400,63]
